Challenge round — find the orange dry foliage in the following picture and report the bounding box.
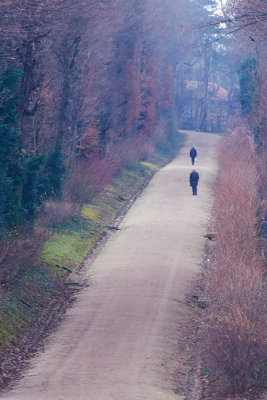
[203,127,266,395]
[77,126,100,158]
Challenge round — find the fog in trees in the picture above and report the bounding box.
[0,1,266,397]
[0,0,231,233]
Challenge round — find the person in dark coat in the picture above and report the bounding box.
[190,169,199,195]
[190,146,197,165]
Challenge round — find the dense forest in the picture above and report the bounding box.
[1,0,237,235]
[1,0,266,237]
[0,0,266,397]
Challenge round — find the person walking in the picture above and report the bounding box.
[190,146,197,165]
[190,169,199,195]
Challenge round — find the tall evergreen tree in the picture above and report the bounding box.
[238,57,258,115]
[0,67,22,233]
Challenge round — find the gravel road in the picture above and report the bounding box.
[1,130,220,400]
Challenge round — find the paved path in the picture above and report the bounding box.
[1,130,220,400]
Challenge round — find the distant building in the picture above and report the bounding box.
[179,80,229,133]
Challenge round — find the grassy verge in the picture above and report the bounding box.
[0,130,183,389]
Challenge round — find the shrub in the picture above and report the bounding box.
[105,136,155,170]
[203,301,266,393]
[64,157,116,206]
[41,200,78,230]
[203,126,266,395]
[0,225,48,287]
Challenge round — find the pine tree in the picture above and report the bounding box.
[21,154,46,217]
[46,144,65,200]
[0,66,22,233]
[238,57,258,115]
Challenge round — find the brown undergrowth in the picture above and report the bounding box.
[188,127,266,400]
[0,131,184,392]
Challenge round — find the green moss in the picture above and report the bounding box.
[65,216,102,236]
[0,327,15,345]
[81,205,101,221]
[125,162,146,173]
[0,302,25,347]
[104,184,114,192]
[0,129,183,360]
[41,234,94,270]
[140,161,158,170]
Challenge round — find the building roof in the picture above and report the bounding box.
[185,80,228,101]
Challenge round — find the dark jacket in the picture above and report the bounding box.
[190,147,197,158]
[190,171,199,186]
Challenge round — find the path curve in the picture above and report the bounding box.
[1,130,220,400]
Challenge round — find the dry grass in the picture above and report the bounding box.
[41,200,79,229]
[202,126,266,395]
[0,225,48,288]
